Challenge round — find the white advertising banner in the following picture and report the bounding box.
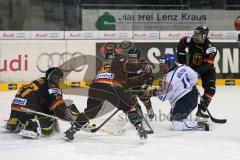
[65,31,99,39]
[160,31,193,39]
[98,31,132,39]
[30,31,65,40]
[0,31,30,40]
[208,31,239,39]
[82,10,240,31]
[133,31,159,39]
[0,40,96,82]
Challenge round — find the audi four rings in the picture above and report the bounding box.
[37,52,87,72]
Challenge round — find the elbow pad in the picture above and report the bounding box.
[54,103,78,121]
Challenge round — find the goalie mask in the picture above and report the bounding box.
[192,25,209,44]
[45,67,64,87]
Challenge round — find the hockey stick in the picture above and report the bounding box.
[89,109,120,133]
[206,108,227,124]
[197,90,227,124]
[14,105,121,135]
[65,109,120,140]
[135,105,154,134]
[141,116,154,134]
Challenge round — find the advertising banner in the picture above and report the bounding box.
[82,10,240,31]
[98,31,133,39]
[1,40,239,83]
[0,40,96,82]
[65,31,98,39]
[0,31,30,40]
[133,31,159,39]
[30,31,65,40]
[96,41,240,79]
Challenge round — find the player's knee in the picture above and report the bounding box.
[39,117,57,137]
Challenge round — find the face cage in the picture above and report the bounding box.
[128,56,140,63]
[193,33,206,44]
[159,62,170,76]
[49,75,63,87]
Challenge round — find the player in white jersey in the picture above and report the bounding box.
[150,53,209,131]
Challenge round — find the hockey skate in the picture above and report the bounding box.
[64,122,81,140]
[135,123,148,140]
[195,108,209,123]
[64,122,96,140]
[197,122,210,131]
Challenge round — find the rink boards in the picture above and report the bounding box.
[0,36,239,91]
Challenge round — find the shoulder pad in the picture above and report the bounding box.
[206,47,217,54]
[186,36,191,43]
[48,88,62,95]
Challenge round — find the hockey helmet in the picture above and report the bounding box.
[105,50,116,60]
[159,54,176,74]
[159,53,176,65]
[46,67,64,87]
[192,25,209,44]
[104,42,117,60]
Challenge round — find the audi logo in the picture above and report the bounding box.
[104,41,133,53]
[37,52,87,72]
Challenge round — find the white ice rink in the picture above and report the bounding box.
[0,86,240,160]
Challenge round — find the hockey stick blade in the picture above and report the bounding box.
[90,109,120,133]
[196,89,227,124]
[207,109,227,124]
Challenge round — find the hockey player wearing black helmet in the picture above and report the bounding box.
[192,25,209,44]
[5,67,81,139]
[127,48,155,120]
[65,47,154,140]
[176,25,217,122]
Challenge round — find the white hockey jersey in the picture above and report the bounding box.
[156,64,198,108]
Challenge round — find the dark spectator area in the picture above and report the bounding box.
[0,0,239,30]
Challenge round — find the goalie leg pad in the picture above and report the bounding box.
[19,118,42,139]
[5,118,24,133]
[19,116,57,139]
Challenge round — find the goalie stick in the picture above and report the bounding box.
[11,105,123,136]
[197,90,227,124]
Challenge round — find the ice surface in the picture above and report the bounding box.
[0,86,240,160]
